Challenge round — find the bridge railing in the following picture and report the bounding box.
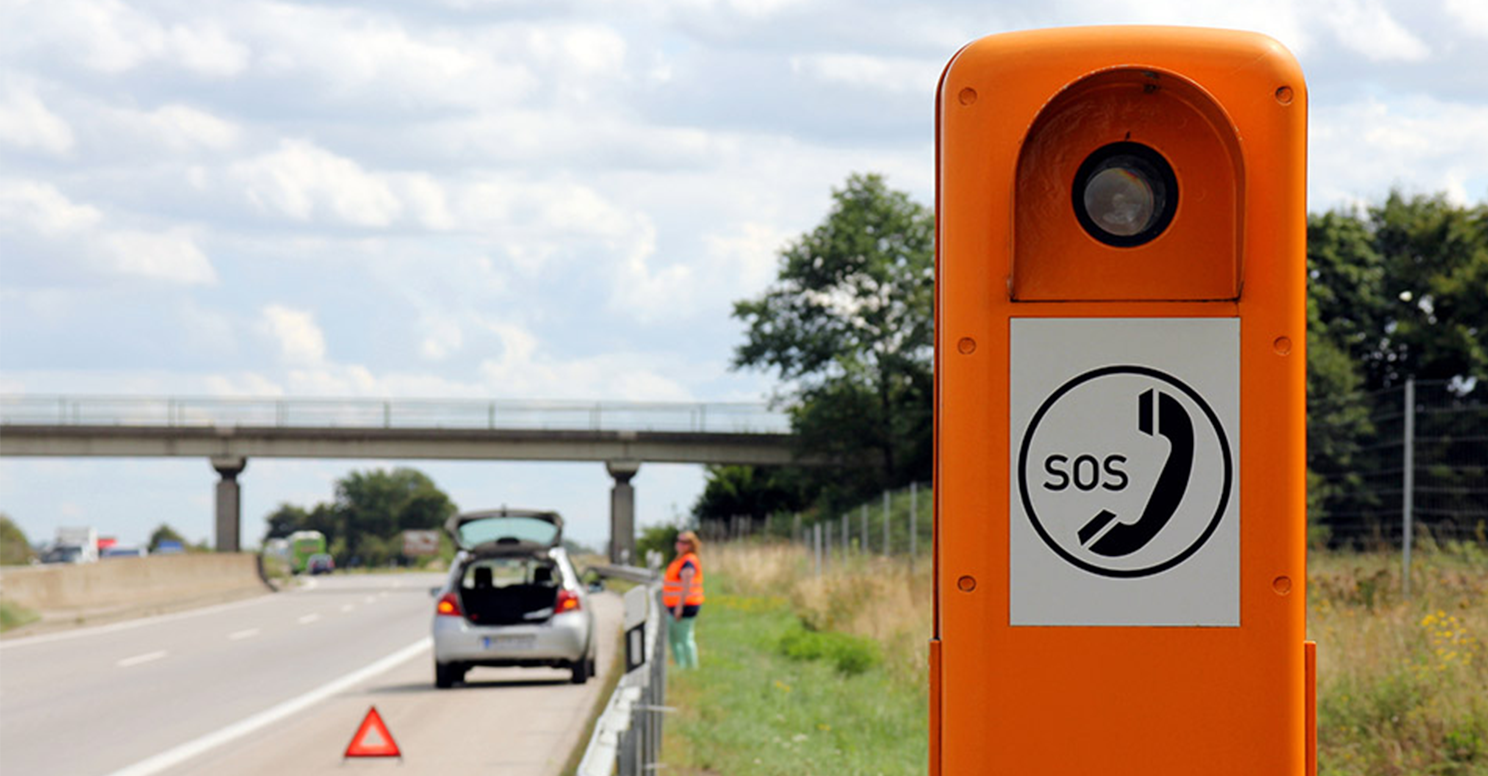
[0,395,790,435]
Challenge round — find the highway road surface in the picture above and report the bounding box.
[0,573,621,776]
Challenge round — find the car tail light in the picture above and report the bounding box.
[556,589,581,613]
[436,592,463,617]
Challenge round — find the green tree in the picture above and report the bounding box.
[692,465,811,526]
[333,468,457,566]
[262,504,310,540]
[147,523,189,553]
[0,514,34,566]
[732,173,934,513]
[1305,193,1487,544]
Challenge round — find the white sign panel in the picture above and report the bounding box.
[401,530,439,557]
[1010,318,1239,626]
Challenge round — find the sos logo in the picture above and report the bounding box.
[1017,365,1233,578]
[1042,453,1128,493]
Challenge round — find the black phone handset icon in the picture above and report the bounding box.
[1077,389,1195,557]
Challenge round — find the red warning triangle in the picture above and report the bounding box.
[344,705,402,759]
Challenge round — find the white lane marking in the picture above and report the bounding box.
[340,604,355,613]
[117,650,168,668]
[298,577,319,592]
[0,595,275,651]
[104,638,431,776]
[228,629,260,641]
[363,596,377,604]
[297,614,321,625]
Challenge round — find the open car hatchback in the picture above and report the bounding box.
[431,509,597,688]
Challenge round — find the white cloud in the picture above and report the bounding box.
[232,139,403,227]
[477,321,694,401]
[261,304,327,365]
[102,229,217,285]
[8,0,249,77]
[790,53,942,94]
[0,79,74,156]
[1316,0,1431,62]
[1310,96,1488,208]
[250,5,537,110]
[0,179,218,285]
[0,180,101,234]
[419,315,465,361]
[140,104,241,150]
[1445,0,1488,40]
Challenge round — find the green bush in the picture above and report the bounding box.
[1,514,35,566]
[0,601,39,632]
[778,625,881,675]
[636,524,680,566]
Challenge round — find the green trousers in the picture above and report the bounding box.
[667,614,699,669]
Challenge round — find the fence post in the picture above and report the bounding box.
[861,504,868,554]
[1402,377,1415,598]
[910,481,919,574]
[825,521,833,572]
[814,523,822,578]
[794,512,802,544]
[842,513,849,556]
[883,490,891,557]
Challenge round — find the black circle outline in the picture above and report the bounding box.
[1071,142,1179,248]
[1018,365,1233,578]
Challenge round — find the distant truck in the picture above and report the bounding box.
[45,526,99,564]
[287,530,328,574]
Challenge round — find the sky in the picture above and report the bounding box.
[2,0,1486,552]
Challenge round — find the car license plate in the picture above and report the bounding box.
[483,635,534,650]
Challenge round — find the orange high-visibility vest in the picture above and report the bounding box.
[662,552,705,608]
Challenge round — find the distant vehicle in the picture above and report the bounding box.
[40,545,85,564]
[306,553,335,575]
[102,546,148,559]
[287,530,327,574]
[154,540,185,555]
[51,526,99,564]
[431,509,597,688]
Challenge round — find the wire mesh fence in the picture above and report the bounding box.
[1308,378,1487,549]
[698,481,934,576]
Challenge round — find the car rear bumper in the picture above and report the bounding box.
[432,611,589,665]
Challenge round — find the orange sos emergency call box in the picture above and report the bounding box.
[933,28,1311,775]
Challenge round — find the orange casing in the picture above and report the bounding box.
[932,27,1308,774]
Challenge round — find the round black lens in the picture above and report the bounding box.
[1072,142,1177,247]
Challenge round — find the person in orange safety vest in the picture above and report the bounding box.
[663,530,705,669]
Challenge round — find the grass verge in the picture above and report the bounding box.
[0,599,40,632]
[664,545,927,775]
[1311,542,1488,776]
[660,540,1486,776]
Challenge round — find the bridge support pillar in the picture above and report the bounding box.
[606,460,640,565]
[211,456,246,553]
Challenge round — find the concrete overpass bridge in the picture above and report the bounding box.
[0,395,810,562]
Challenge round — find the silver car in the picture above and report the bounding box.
[431,509,597,688]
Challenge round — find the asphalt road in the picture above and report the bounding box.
[0,573,621,776]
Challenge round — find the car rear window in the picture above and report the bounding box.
[462,557,556,589]
[458,516,559,548]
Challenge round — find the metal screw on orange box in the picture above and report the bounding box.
[931,27,1313,775]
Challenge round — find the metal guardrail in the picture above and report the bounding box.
[579,568,669,776]
[0,395,789,435]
